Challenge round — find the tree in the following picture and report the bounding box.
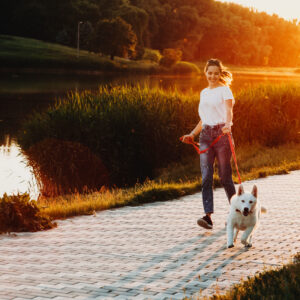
[116,4,149,58]
[94,17,137,60]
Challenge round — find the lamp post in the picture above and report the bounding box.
[77,21,83,58]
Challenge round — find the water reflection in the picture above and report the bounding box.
[0,136,39,199]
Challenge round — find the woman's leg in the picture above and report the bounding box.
[200,146,215,214]
[215,134,236,202]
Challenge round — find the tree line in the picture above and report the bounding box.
[1,0,300,66]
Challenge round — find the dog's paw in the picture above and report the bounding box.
[241,240,252,248]
[227,244,234,248]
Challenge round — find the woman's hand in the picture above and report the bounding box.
[181,134,195,144]
[222,124,231,134]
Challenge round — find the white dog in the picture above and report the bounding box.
[227,184,267,248]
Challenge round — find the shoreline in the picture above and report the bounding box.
[1,66,300,78]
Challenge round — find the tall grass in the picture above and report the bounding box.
[20,86,199,189]
[233,84,300,146]
[19,83,300,194]
[39,142,300,220]
[25,139,109,197]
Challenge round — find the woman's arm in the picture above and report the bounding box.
[222,99,233,134]
[181,120,202,143]
[190,120,203,138]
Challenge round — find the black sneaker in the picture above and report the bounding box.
[197,215,213,229]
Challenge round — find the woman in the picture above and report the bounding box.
[181,58,236,229]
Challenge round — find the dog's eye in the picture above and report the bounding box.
[241,200,245,203]
[250,201,253,204]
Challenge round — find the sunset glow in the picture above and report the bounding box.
[218,0,300,21]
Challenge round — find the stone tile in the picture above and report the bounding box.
[0,171,300,299]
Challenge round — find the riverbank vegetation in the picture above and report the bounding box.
[1,1,300,67]
[37,142,300,220]
[18,83,300,214]
[0,35,200,75]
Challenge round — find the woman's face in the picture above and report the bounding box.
[205,65,221,87]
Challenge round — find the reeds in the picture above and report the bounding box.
[20,85,199,188]
[19,83,300,194]
[233,83,300,146]
[24,138,109,197]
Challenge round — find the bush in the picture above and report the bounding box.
[142,48,162,63]
[24,139,110,197]
[0,193,56,233]
[171,61,200,75]
[19,86,198,187]
[159,48,182,67]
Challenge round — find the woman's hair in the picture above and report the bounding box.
[204,58,233,86]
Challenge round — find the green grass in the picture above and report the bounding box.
[0,34,117,71]
[204,253,300,300]
[38,142,300,220]
[0,34,199,75]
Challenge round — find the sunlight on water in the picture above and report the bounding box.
[0,138,39,200]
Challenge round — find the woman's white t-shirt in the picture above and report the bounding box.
[198,86,235,126]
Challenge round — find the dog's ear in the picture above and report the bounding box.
[252,185,257,198]
[238,185,244,196]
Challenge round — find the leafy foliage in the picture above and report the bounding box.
[94,17,137,60]
[0,193,56,233]
[1,0,300,66]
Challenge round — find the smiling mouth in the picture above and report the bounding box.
[243,211,249,216]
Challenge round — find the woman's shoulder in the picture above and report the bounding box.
[219,85,232,91]
[200,87,209,96]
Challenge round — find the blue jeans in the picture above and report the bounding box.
[199,124,236,214]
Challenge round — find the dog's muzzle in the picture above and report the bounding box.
[243,207,249,216]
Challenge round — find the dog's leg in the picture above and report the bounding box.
[227,221,235,248]
[241,226,255,247]
[248,234,253,247]
[233,228,239,243]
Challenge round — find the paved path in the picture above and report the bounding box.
[1,171,300,300]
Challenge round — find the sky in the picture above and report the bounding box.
[217,0,300,21]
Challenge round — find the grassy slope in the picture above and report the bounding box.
[0,34,118,71]
[0,35,200,74]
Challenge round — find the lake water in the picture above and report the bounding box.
[1,71,299,199]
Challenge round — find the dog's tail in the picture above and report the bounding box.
[261,206,267,213]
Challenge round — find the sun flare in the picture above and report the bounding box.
[218,0,300,21]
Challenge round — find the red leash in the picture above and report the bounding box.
[179,134,224,155]
[226,133,242,184]
[180,133,242,184]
